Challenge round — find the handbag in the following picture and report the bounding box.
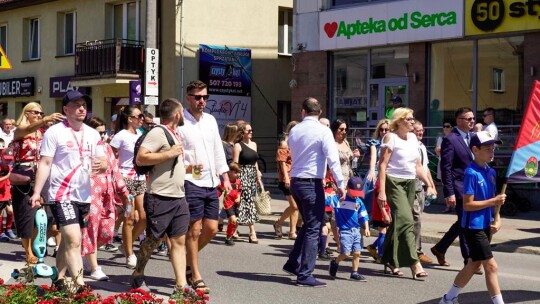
[255,179,272,215]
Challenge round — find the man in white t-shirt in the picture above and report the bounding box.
[0,118,14,148]
[31,91,107,291]
[482,108,498,140]
[178,80,231,294]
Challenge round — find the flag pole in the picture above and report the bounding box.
[494,183,507,222]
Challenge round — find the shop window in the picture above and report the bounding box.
[278,8,293,55]
[0,24,7,54]
[371,46,409,79]
[491,68,505,93]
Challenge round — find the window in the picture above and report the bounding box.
[491,68,505,92]
[64,12,76,55]
[278,8,293,55]
[113,2,139,40]
[0,24,6,54]
[331,0,398,7]
[28,18,40,59]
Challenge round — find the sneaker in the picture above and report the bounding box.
[329,260,339,277]
[90,266,109,281]
[126,254,137,269]
[5,229,17,240]
[282,263,298,276]
[366,245,378,261]
[217,224,224,232]
[350,272,367,281]
[296,276,327,287]
[130,274,150,292]
[0,233,9,242]
[439,295,459,304]
[99,243,119,252]
[47,237,57,247]
[113,235,122,243]
[52,247,58,258]
[157,242,168,256]
[318,252,332,261]
[224,238,235,246]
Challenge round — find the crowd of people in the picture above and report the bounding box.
[0,87,506,303]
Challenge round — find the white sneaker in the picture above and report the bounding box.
[90,266,109,281]
[47,237,57,247]
[126,254,137,269]
[439,295,459,304]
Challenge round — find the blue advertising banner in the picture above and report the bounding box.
[199,44,251,96]
[129,80,142,105]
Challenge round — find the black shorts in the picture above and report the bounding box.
[278,182,291,196]
[144,193,190,239]
[185,181,219,222]
[323,211,333,224]
[371,220,390,228]
[0,200,10,212]
[49,201,90,229]
[464,228,493,262]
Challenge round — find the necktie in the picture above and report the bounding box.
[419,146,424,166]
[465,134,470,146]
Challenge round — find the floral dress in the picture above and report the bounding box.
[81,144,129,256]
[237,142,259,225]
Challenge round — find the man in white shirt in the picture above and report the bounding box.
[282,97,345,287]
[412,121,435,264]
[30,91,107,291]
[178,80,232,294]
[482,108,498,140]
[0,118,14,148]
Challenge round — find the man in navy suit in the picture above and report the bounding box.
[431,107,475,267]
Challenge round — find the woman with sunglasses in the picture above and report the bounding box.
[233,121,262,243]
[436,122,454,213]
[11,102,64,264]
[81,117,131,280]
[330,119,360,185]
[365,119,391,263]
[378,108,435,279]
[110,106,146,269]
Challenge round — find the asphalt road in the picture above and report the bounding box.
[1,221,540,303]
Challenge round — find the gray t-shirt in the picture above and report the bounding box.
[141,126,185,198]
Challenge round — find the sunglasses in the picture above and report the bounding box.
[338,127,348,132]
[458,117,475,122]
[380,128,389,132]
[27,110,44,116]
[245,129,253,133]
[98,131,107,136]
[130,114,144,120]
[188,94,210,101]
[443,125,452,128]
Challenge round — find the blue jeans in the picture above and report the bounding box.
[285,179,325,281]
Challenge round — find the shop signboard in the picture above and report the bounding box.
[319,0,463,50]
[49,76,90,98]
[199,44,252,96]
[0,77,34,97]
[466,0,540,35]
[203,95,251,135]
[129,80,142,105]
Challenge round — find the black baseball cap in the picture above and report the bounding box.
[392,96,403,103]
[62,90,91,106]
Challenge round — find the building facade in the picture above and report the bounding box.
[0,0,293,170]
[293,0,540,143]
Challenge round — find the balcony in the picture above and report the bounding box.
[74,39,144,79]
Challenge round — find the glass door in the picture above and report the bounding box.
[367,80,408,126]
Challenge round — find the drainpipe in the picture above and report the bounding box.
[146,0,157,114]
[179,0,184,97]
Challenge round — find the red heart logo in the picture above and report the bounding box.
[324,22,338,38]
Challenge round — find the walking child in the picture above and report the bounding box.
[217,162,242,246]
[328,176,370,281]
[0,144,15,242]
[439,131,506,304]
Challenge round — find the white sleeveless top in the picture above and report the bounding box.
[381,132,420,179]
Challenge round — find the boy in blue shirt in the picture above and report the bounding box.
[328,177,370,281]
[439,131,506,304]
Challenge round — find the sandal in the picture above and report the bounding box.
[26,256,38,264]
[384,263,404,277]
[412,271,428,281]
[273,222,283,238]
[191,279,210,294]
[288,232,297,240]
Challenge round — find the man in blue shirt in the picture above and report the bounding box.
[439,131,506,304]
[282,97,345,288]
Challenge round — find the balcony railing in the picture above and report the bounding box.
[75,39,144,77]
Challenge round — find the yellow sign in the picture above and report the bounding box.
[0,46,12,69]
[465,0,540,36]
